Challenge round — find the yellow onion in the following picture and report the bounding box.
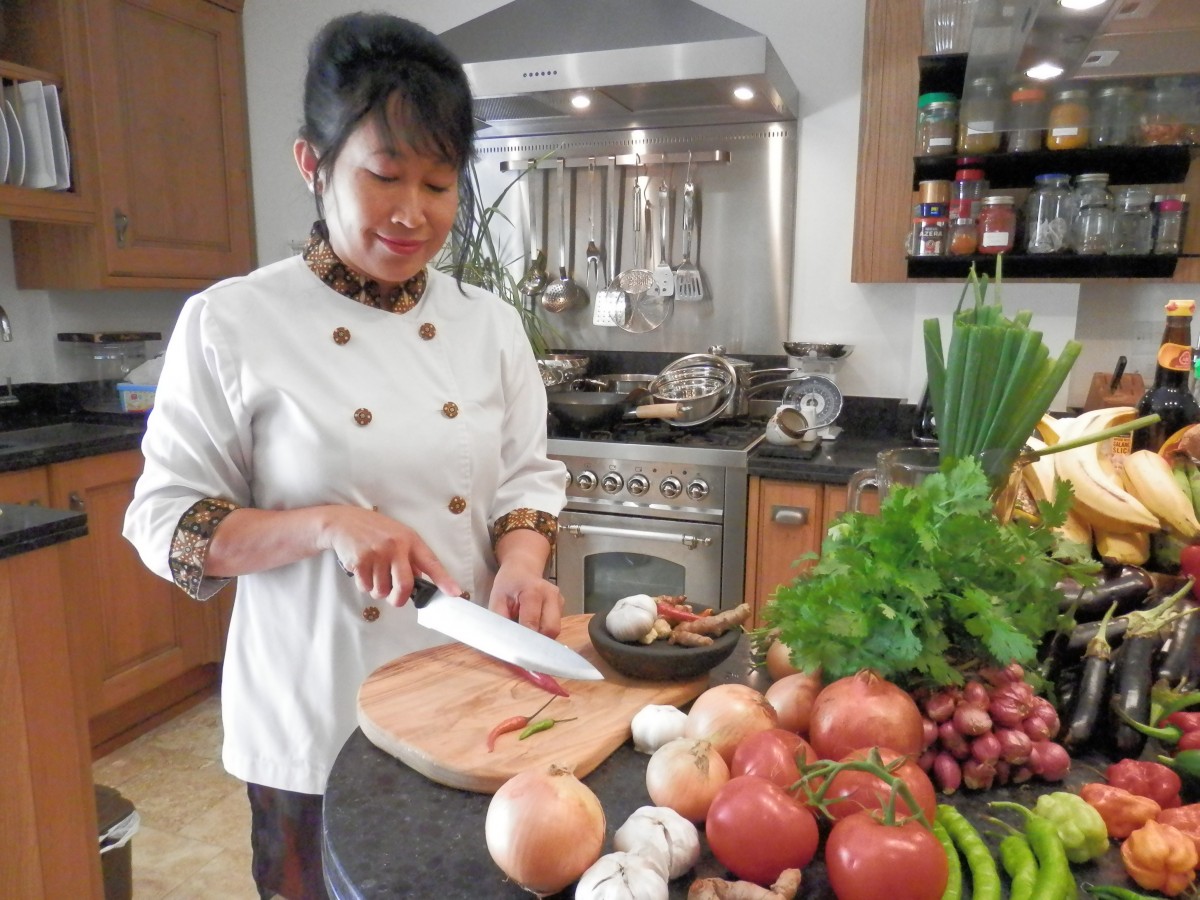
[683,683,779,764]
[645,737,730,823]
[485,763,605,896]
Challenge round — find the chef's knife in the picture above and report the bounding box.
[411,578,604,681]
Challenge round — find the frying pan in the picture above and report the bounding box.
[547,391,683,431]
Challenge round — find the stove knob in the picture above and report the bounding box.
[627,474,650,496]
[575,470,598,491]
[686,479,710,501]
[660,476,683,499]
[600,472,624,494]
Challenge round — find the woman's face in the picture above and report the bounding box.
[295,116,460,289]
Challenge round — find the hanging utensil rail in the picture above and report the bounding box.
[499,150,730,172]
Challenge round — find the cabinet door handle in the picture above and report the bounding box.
[771,505,808,526]
[69,492,86,512]
[114,209,129,247]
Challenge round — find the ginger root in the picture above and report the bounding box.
[673,603,752,638]
[687,868,801,900]
[639,617,674,644]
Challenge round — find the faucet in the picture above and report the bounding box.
[0,304,17,407]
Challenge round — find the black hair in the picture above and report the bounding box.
[300,13,477,283]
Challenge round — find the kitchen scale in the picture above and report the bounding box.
[782,342,853,442]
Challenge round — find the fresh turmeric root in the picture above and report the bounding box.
[687,868,801,899]
[673,602,751,638]
[670,629,714,647]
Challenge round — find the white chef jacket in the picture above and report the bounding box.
[123,256,566,794]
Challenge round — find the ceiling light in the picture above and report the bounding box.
[733,86,756,101]
[1058,0,1108,9]
[1026,61,1065,80]
[570,93,591,110]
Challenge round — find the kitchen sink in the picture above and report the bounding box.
[0,421,143,449]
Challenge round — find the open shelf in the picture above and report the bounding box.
[913,145,1194,189]
[906,253,1179,280]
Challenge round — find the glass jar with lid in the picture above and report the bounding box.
[1139,76,1189,146]
[1069,173,1113,255]
[1153,197,1186,255]
[958,77,1004,155]
[977,195,1016,255]
[1047,88,1090,150]
[1026,174,1073,254]
[1091,83,1141,148]
[1110,186,1155,255]
[916,92,959,156]
[1006,85,1046,152]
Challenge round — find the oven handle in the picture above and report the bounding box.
[561,523,713,549]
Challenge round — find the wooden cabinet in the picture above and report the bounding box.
[851,0,1200,284]
[744,477,879,627]
[0,499,102,898]
[48,449,225,751]
[11,0,256,289]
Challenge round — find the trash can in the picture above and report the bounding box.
[95,784,139,900]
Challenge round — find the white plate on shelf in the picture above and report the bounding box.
[42,84,70,190]
[4,99,26,187]
[13,81,55,189]
[0,101,9,186]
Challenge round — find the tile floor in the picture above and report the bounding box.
[92,694,259,899]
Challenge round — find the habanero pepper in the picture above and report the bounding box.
[1121,818,1199,897]
[1032,791,1110,863]
[1106,759,1183,809]
[1157,803,1200,862]
[1080,782,1162,840]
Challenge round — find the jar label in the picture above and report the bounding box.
[966,121,995,134]
[1051,127,1080,136]
[1157,342,1192,373]
[981,231,1010,247]
[929,137,953,147]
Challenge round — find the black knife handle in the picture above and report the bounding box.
[410,577,439,608]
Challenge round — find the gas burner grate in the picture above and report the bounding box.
[548,417,767,451]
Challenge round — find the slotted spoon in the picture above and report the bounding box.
[674,178,706,302]
[541,158,589,313]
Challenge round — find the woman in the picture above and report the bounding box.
[123,13,566,898]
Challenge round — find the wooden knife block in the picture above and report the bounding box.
[1083,371,1145,411]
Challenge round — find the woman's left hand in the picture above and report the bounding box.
[489,565,563,639]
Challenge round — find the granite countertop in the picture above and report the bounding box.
[321,639,1139,899]
[0,503,87,560]
[748,435,909,483]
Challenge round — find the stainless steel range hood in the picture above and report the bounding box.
[439,0,799,137]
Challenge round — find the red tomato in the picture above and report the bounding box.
[825,812,948,900]
[706,775,819,885]
[822,747,937,823]
[729,729,817,789]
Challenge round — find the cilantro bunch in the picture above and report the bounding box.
[763,457,1099,689]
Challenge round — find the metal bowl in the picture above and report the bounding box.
[538,354,589,390]
[652,375,729,402]
[782,342,854,360]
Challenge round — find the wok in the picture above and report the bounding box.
[547,391,682,431]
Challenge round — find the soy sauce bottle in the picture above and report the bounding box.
[1134,298,1200,452]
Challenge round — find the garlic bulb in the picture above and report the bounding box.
[612,805,700,880]
[574,851,668,900]
[630,704,688,755]
[605,593,659,642]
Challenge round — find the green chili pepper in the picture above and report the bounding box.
[936,805,1000,900]
[931,819,962,900]
[1031,791,1110,864]
[999,832,1039,900]
[1085,885,1172,900]
[1159,749,1200,786]
[991,802,1077,900]
[517,716,577,740]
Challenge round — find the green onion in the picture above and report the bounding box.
[924,260,1083,490]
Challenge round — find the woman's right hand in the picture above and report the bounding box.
[322,505,460,607]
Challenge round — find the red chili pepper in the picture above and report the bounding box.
[1179,731,1200,752]
[1164,712,1200,734]
[502,661,570,697]
[486,697,554,752]
[656,601,702,622]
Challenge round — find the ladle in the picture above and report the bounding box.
[516,162,547,307]
[541,158,589,313]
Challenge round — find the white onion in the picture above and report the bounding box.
[644,738,730,823]
[485,763,606,896]
[683,683,779,764]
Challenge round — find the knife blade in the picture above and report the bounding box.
[410,578,603,681]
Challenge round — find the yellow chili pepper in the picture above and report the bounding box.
[1120,819,1199,897]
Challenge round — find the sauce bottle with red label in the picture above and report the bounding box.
[1134,298,1200,452]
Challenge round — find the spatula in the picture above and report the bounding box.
[674,179,706,302]
[652,181,675,297]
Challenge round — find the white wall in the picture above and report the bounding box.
[0,0,1191,408]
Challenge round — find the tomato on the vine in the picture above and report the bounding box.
[822,747,937,823]
[824,812,948,900]
[705,774,819,885]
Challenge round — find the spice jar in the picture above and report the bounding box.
[910,203,950,257]
[1139,76,1188,146]
[918,179,952,206]
[1047,88,1090,150]
[977,195,1016,255]
[916,92,959,156]
[1025,174,1073,254]
[949,168,987,221]
[1091,83,1141,148]
[1006,85,1046,153]
[1153,197,1186,255]
[1110,186,1155,255]
[948,217,978,256]
[958,77,1003,155]
[1069,173,1113,255]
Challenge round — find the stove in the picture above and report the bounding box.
[546,417,766,616]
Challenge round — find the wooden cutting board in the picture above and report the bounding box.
[356,614,708,794]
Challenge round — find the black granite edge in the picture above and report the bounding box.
[0,506,88,560]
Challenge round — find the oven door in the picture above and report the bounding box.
[556,509,724,616]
